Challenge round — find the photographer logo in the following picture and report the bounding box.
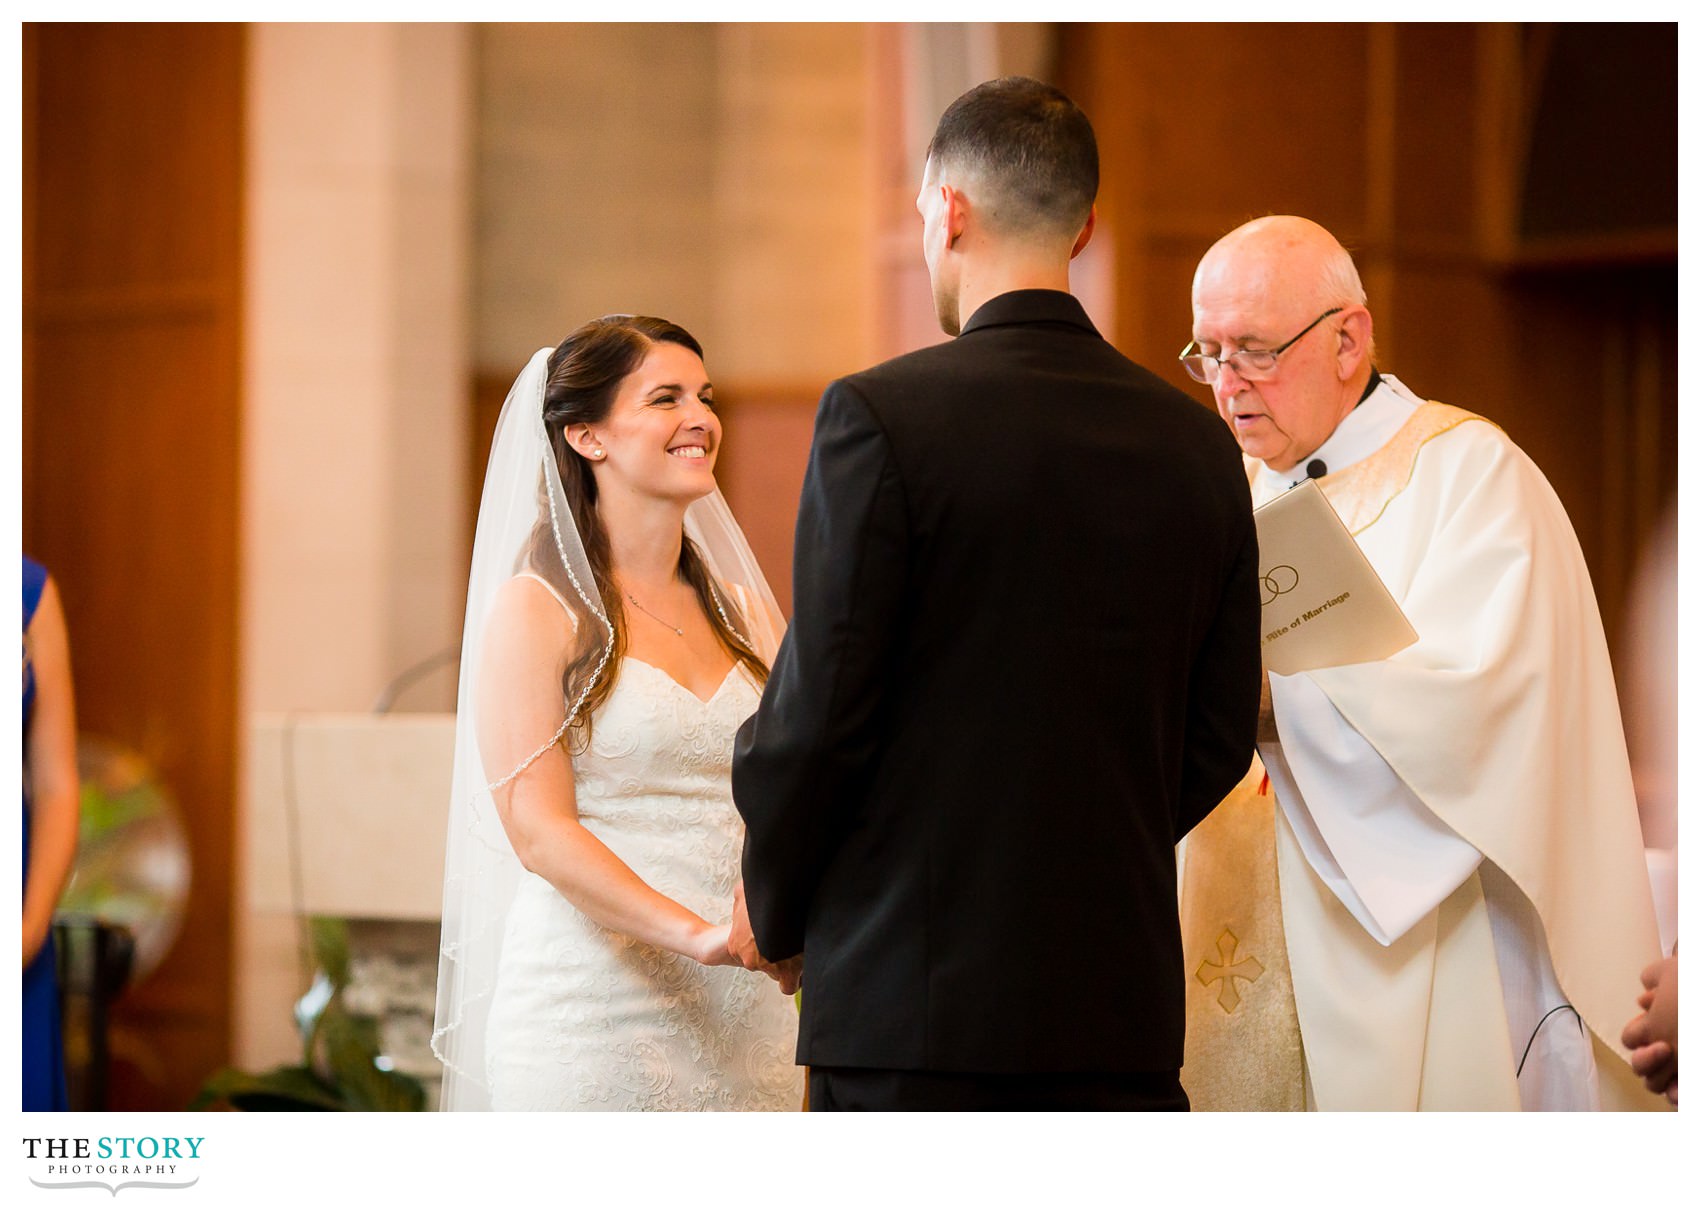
[22,1137,202,1196]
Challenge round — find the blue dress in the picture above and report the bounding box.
[23,555,68,1111]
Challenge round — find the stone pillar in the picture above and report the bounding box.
[236,22,473,1070]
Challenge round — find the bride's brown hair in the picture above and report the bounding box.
[535,315,768,744]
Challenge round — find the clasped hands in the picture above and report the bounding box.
[729,881,802,995]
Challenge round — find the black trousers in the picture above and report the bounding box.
[808,1066,1189,1112]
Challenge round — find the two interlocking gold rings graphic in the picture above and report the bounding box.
[1260,565,1299,606]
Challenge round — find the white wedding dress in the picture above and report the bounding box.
[482,655,804,1111]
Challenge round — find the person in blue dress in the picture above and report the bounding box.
[23,555,78,1111]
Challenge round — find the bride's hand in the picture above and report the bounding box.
[688,921,736,967]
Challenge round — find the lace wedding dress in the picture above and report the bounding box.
[483,656,804,1111]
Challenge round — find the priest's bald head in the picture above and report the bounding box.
[1187,216,1377,473]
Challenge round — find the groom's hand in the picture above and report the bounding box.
[729,882,764,970]
[733,882,805,994]
[770,954,804,996]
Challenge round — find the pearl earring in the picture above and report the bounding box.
[593,448,604,459]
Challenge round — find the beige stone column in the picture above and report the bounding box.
[708,23,876,383]
[236,22,473,1069]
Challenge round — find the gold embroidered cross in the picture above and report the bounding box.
[1196,929,1264,1014]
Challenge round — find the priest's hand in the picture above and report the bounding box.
[1622,951,1678,1104]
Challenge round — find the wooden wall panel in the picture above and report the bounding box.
[1390,24,1478,250]
[1082,24,1373,245]
[33,27,240,295]
[23,22,244,1111]
[712,385,824,620]
[1136,249,1213,374]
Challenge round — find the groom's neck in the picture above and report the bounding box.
[952,251,1075,333]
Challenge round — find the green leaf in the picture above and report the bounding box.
[319,1002,426,1112]
[318,999,383,1067]
[308,916,351,985]
[191,1065,344,1112]
[345,1063,428,1113]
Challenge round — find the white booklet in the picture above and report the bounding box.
[1253,479,1417,675]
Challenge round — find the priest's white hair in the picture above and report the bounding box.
[1319,241,1374,360]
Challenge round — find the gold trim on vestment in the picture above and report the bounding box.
[1179,759,1305,1111]
[1311,403,1499,534]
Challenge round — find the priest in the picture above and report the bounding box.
[1176,214,1663,1111]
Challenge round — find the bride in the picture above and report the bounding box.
[432,315,803,1111]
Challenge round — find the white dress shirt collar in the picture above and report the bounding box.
[1255,373,1423,498]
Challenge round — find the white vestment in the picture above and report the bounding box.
[1181,375,1663,1111]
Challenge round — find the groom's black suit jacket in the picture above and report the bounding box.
[732,290,1260,1074]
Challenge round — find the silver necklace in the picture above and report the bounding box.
[624,586,685,636]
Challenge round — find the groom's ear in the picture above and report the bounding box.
[1069,204,1098,260]
[942,184,968,250]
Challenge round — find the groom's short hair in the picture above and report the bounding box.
[926,76,1098,241]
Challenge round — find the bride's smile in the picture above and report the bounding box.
[576,340,721,504]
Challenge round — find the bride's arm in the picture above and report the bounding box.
[477,577,734,967]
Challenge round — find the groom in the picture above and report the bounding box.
[731,77,1261,1111]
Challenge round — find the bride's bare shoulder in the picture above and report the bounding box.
[488,572,583,638]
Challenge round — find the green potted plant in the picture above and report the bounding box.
[193,918,425,1111]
